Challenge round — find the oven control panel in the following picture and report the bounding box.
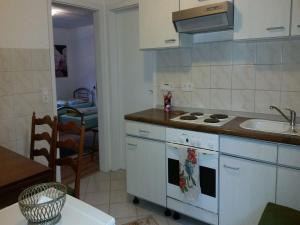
[166,128,219,151]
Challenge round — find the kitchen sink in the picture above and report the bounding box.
[240,119,299,135]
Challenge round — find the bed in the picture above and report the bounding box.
[57,88,95,108]
[57,106,98,130]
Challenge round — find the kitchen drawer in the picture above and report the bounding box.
[125,121,166,141]
[278,144,300,168]
[220,136,277,163]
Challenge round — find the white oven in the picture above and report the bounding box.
[166,128,219,215]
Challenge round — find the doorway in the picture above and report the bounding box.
[51,3,99,183]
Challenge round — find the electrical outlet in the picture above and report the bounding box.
[160,83,174,91]
[181,82,193,92]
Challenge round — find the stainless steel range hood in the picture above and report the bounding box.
[172,1,233,34]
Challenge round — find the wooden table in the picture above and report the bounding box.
[0,146,52,209]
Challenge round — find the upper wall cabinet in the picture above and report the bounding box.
[139,0,179,49]
[180,0,231,10]
[139,0,191,49]
[291,0,300,36]
[234,0,292,40]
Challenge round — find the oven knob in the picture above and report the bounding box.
[186,138,189,143]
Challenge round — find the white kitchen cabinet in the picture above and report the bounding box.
[126,136,166,206]
[291,0,300,36]
[219,155,276,225]
[180,0,230,10]
[139,0,191,49]
[234,0,291,40]
[277,167,300,211]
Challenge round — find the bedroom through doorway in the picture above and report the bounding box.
[51,3,99,183]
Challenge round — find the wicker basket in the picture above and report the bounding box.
[18,183,67,225]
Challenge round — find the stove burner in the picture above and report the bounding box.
[180,115,198,121]
[190,112,204,116]
[204,118,220,123]
[210,114,229,120]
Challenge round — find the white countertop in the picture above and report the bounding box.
[0,195,115,225]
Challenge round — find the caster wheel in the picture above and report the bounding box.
[173,212,180,220]
[133,197,140,205]
[164,209,171,217]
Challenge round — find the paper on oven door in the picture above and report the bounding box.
[178,145,201,202]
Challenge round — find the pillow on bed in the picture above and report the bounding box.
[57,100,67,107]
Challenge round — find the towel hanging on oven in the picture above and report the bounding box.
[179,146,201,201]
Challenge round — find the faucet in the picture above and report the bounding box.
[269,106,297,133]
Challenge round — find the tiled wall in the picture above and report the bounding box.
[155,39,300,115]
[0,48,53,156]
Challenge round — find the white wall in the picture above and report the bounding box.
[0,0,49,49]
[54,25,97,100]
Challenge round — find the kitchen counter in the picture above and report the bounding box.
[124,108,300,146]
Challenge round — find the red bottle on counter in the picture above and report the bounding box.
[163,91,172,112]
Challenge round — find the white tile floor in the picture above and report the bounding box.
[79,170,208,225]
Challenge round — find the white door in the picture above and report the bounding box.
[219,155,276,225]
[111,7,154,170]
[291,0,300,36]
[277,167,300,211]
[139,0,179,49]
[234,0,291,39]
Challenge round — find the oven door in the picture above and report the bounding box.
[166,143,219,214]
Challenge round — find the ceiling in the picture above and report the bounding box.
[52,3,94,29]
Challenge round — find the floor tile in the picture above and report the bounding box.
[110,190,130,204]
[84,191,110,206]
[109,203,137,218]
[94,204,110,214]
[87,178,110,193]
[111,170,126,181]
[111,179,126,191]
[116,216,138,225]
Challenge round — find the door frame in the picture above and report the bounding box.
[47,0,111,171]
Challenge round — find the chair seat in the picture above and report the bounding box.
[259,203,300,225]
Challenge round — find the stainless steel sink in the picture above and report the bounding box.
[240,119,299,136]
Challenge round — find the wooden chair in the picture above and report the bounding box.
[30,112,58,181]
[54,121,85,199]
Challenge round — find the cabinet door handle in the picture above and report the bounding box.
[127,143,137,149]
[139,129,150,134]
[224,165,240,171]
[165,39,176,43]
[266,26,285,31]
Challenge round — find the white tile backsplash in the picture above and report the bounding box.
[255,65,282,91]
[232,65,255,89]
[155,38,300,115]
[211,89,231,110]
[211,41,233,65]
[233,41,256,65]
[191,66,211,88]
[211,65,232,89]
[255,91,281,114]
[191,89,211,109]
[256,41,282,65]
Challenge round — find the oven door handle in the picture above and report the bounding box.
[166,143,218,155]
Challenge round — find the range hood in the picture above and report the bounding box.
[172,1,233,34]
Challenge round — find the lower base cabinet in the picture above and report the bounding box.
[277,167,300,211]
[219,155,276,225]
[126,136,166,207]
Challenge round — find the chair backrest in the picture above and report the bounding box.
[55,121,85,198]
[30,112,58,181]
